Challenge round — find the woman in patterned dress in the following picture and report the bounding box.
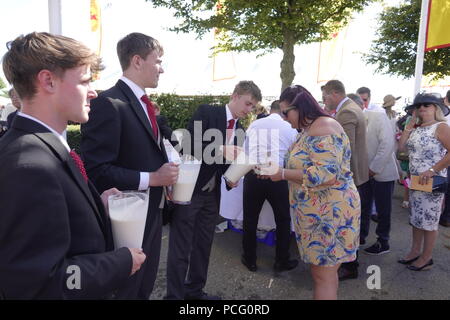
[398,93,450,271]
[260,85,360,300]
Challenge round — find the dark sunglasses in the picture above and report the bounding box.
[362,98,369,102]
[282,106,296,117]
[415,104,434,109]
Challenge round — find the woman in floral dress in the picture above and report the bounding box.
[398,93,450,271]
[260,85,360,300]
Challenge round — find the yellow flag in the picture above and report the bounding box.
[425,0,450,51]
[212,0,236,81]
[317,26,348,83]
[422,74,450,89]
[90,0,102,80]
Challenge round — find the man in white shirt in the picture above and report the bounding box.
[357,86,385,113]
[241,100,298,272]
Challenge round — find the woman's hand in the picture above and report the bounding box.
[418,169,435,185]
[256,162,283,181]
[405,111,417,131]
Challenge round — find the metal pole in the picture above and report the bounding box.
[48,0,62,35]
[413,0,429,97]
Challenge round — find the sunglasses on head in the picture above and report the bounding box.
[282,106,296,117]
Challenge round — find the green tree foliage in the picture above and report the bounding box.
[148,0,372,92]
[364,0,450,80]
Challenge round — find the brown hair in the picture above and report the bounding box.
[2,32,102,100]
[322,80,346,95]
[117,33,164,71]
[232,80,262,102]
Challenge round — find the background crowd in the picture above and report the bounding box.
[1,31,450,301]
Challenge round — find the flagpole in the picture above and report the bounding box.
[48,0,62,35]
[413,0,429,97]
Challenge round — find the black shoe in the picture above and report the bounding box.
[185,291,221,300]
[439,220,450,227]
[241,255,257,272]
[364,240,390,255]
[397,256,420,265]
[273,259,298,272]
[370,214,379,223]
[338,266,358,281]
[407,259,433,271]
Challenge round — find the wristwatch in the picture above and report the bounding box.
[429,168,436,174]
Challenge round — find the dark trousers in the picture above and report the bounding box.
[114,206,162,300]
[242,172,292,264]
[440,167,450,223]
[166,191,218,300]
[360,179,395,243]
[341,180,372,271]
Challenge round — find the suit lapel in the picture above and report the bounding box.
[217,106,227,145]
[116,80,161,150]
[14,117,106,233]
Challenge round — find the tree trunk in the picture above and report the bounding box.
[280,29,296,93]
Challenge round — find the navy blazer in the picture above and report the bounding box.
[0,116,131,299]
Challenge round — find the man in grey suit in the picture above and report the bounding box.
[322,80,369,280]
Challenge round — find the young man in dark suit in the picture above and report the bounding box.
[81,33,179,300]
[165,81,262,300]
[0,32,145,299]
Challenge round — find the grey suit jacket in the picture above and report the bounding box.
[335,98,369,187]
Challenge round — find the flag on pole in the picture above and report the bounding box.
[316,26,348,83]
[212,0,236,81]
[90,0,102,79]
[425,0,450,51]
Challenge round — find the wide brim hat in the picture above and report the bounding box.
[382,94,401,107]
[404,93,449,116]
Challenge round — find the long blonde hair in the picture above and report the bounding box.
[417,104,447,125]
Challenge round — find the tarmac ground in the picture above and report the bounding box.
[150,183,450,300]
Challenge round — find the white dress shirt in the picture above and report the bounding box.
[17,112,71,152]
[120,76,155,190]
[335,97,350,115]
[244,113,298,167]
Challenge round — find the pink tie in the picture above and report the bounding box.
[70,150,88,183]
[141,95,159,139]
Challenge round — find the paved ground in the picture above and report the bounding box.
[150,184,450,300]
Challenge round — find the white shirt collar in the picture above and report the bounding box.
[225,104,237,126]
[120,76,146,101]
[17,112,70,152]
[336,97,350,114]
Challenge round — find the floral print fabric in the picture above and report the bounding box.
[406,123,447,231]
[286,133,360,266]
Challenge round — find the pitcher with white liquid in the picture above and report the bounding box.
[172,155,202,205]
[108,190,149,249]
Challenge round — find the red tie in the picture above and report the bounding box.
[141,95,159,139]
[226,119,236,143]
[70,150,88,183]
